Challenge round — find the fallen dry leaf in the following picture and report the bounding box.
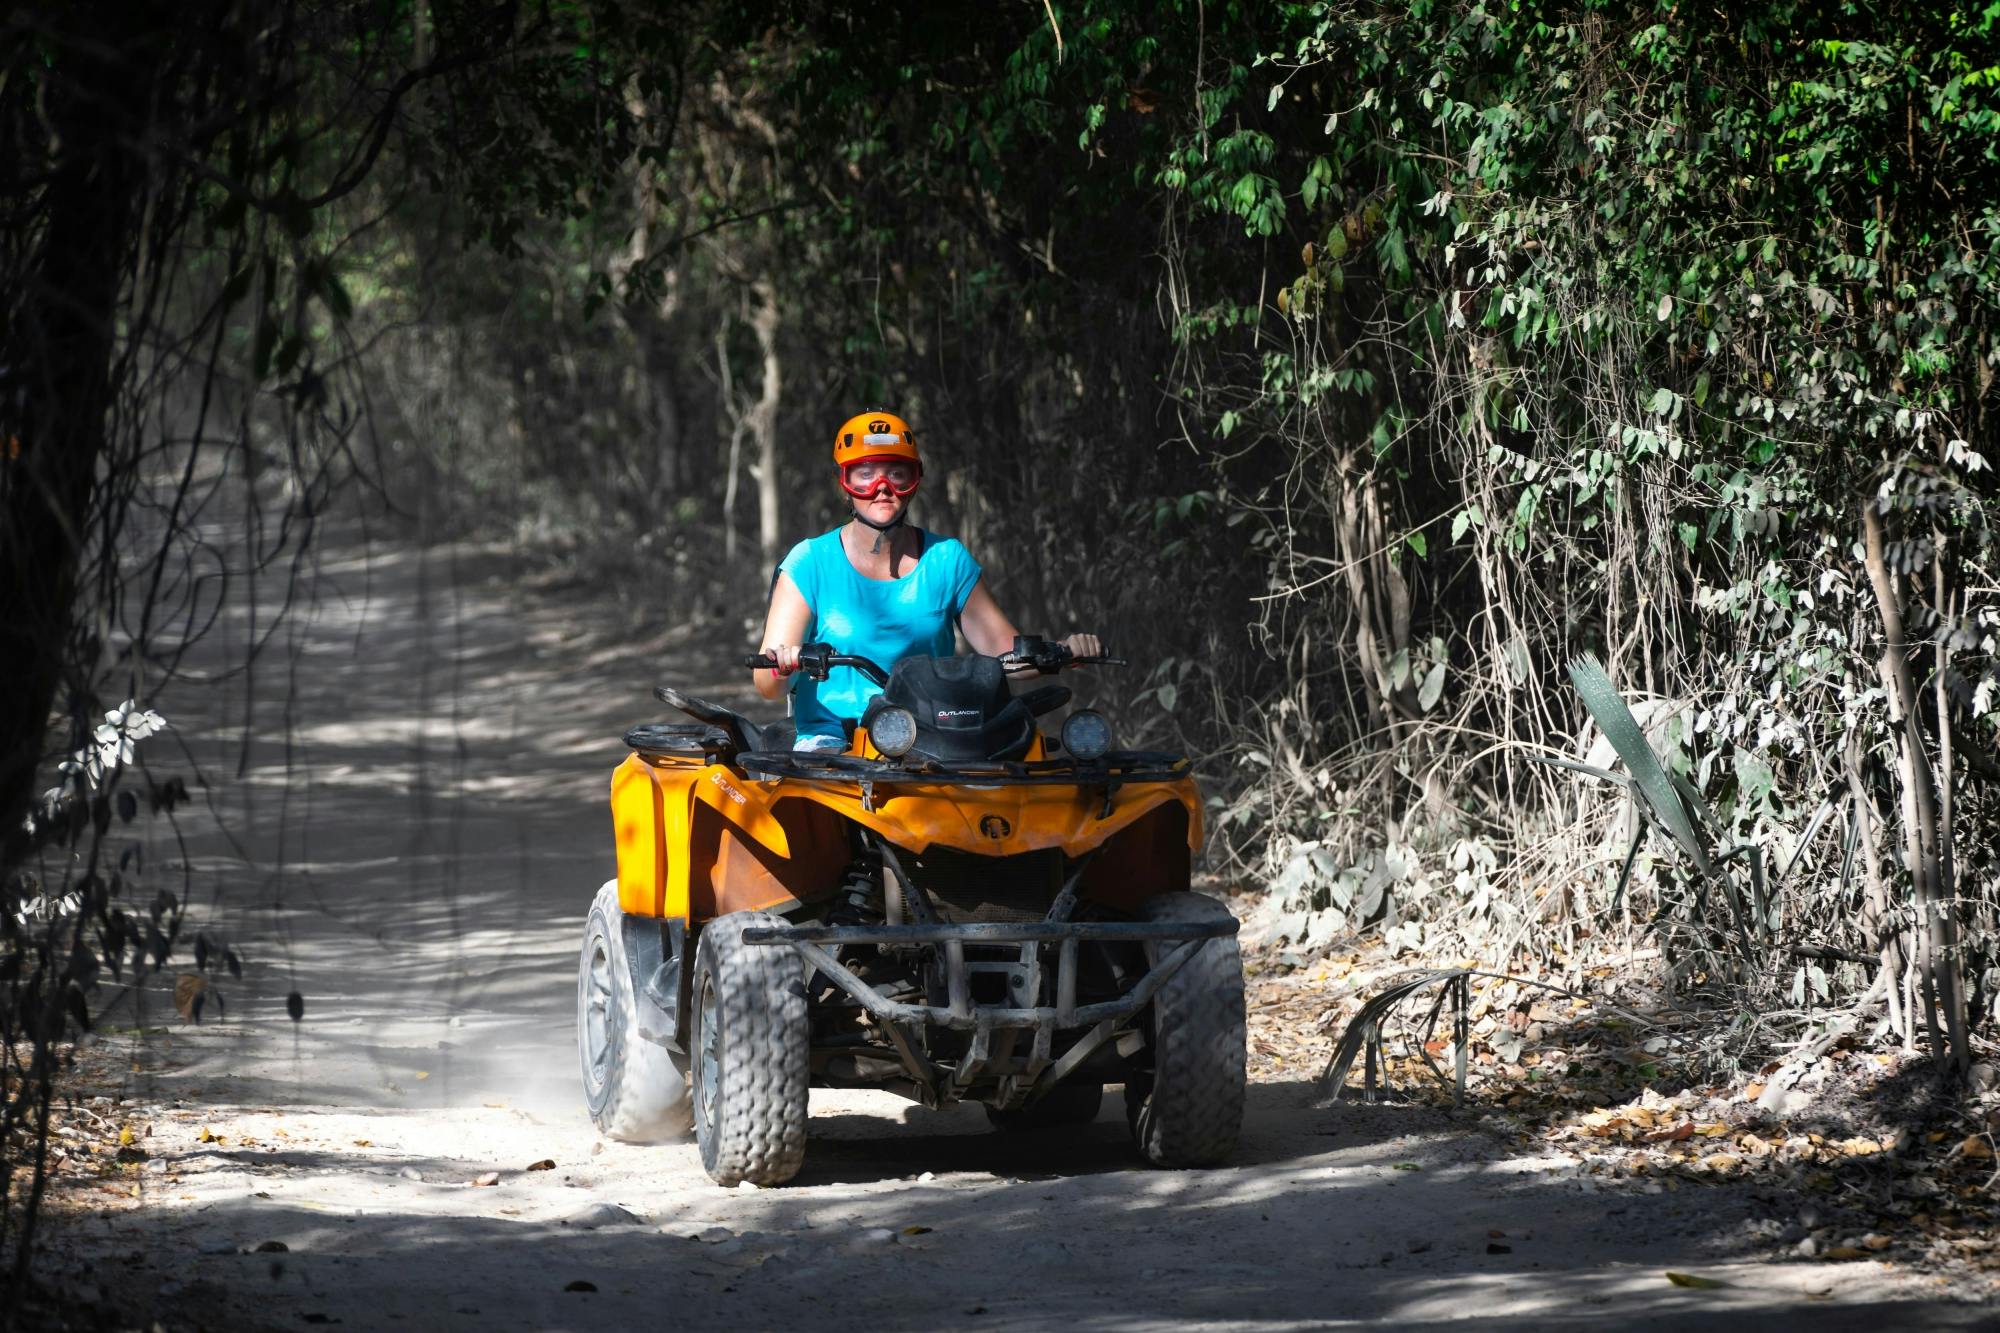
[1645,1122,1694,1144]
[472,1171,500,1187]
[1955,1136,1993,1161]
[1821,1246,1870,1261]
[1665,1271,1726,1289]
[173,973,207,1021]
[527,1159,556,1171]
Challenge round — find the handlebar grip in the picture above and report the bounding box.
[744,654,777,669]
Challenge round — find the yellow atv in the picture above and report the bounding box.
[575,637,1244,1187]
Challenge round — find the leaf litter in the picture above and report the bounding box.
[1240,932,2000,1277]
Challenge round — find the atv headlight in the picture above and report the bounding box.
[871,706,918,758]
[1061,709,1112,760]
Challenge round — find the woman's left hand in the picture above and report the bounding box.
[1061,633,1103,660]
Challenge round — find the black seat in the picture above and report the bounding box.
[653,686,778,754]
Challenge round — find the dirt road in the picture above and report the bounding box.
[39,519,1994,1329]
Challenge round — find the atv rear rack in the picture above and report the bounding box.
[742,916,1236,1109]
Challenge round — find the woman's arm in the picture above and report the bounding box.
[754,572,814,701]
[957,580,1022,658]
[959,580,1102,669]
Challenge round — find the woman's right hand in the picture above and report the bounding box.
[765,643,803,678]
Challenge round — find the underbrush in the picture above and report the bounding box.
[1237,927,2000,1275]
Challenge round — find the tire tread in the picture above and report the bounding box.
[694,911,809,1186]
[1130,891,1246,1167]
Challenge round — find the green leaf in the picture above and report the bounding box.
[1567,655,1714,876]
[1406,531,1428,558]
[319,273,353,320]
[1418,662,1446,712]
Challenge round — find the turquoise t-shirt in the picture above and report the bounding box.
[777,527,983,745]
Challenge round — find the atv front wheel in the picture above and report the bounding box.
[690,911,809,1187]
[985,1081,1104,1132]
[577,880,693,1141]
[1126,892,1246,1167]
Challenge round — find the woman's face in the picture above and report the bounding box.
[841,458,920,526]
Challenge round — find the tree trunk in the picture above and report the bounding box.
[1846,730,1911,1046]
[747,279,782,571]
[0,23,153,845]
[1860,500,1969,1075]
[717,318,744,561]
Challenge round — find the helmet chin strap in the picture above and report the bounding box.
[851,503,909,554]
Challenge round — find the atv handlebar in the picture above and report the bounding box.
[743,645,890,686]
[744,636,1123,684]
[1002,635,1127,676]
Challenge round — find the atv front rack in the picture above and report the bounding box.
[736,750,1191,787]
[742,916,1235,1110]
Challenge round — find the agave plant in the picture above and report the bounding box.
[1544,655,1772,976]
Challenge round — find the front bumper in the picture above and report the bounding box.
[742,919,1235,1030]
[741,917,1237,1108]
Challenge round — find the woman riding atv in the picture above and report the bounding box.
[753,410,1100,748]
[581,411,1245,1187]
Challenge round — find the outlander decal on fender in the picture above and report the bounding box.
[709,772,747,806]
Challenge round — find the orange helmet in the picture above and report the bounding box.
[832,410,920,469]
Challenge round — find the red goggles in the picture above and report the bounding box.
[840,458,922,500]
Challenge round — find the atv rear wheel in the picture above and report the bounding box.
[985,1081,1104,1131]
[691,911,809,1187]
[1126,892,1246,1167]
[577,880,692,1141]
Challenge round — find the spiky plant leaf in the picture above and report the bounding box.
[1567,655,1715,876]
